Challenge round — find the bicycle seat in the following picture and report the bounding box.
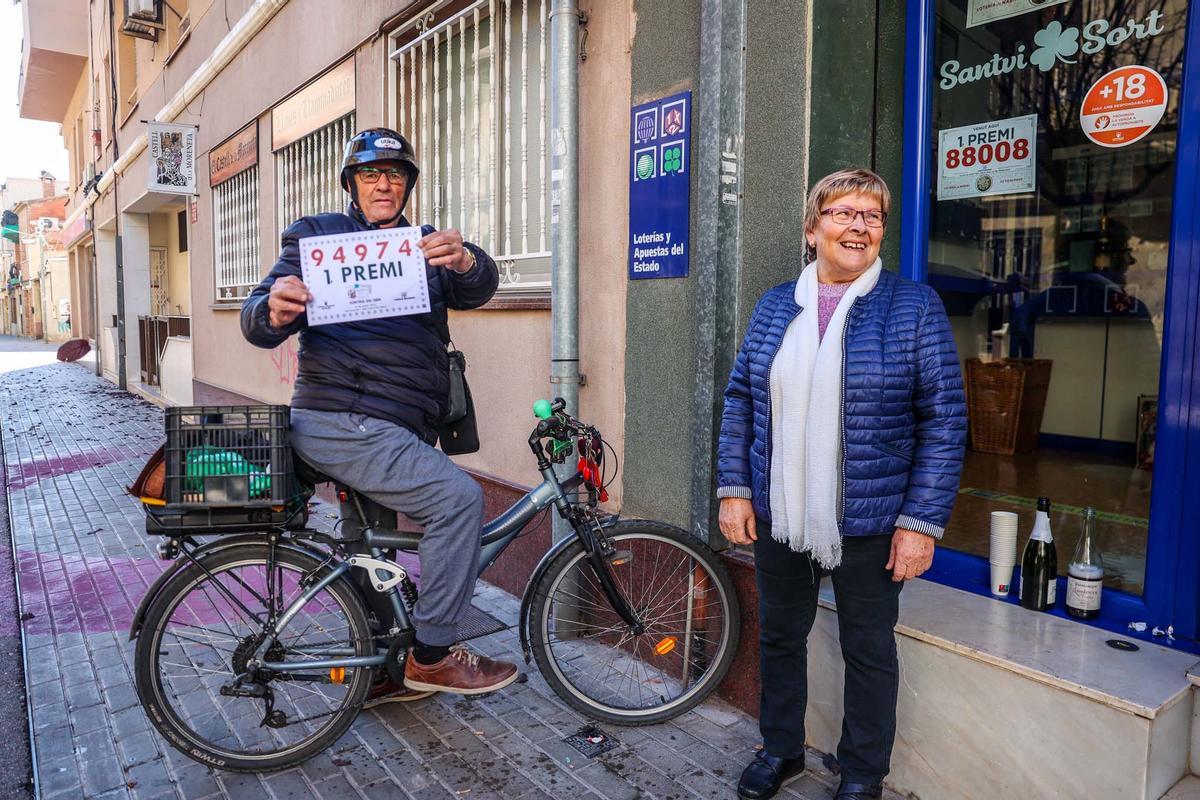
[294,457,335,487]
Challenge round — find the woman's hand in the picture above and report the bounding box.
[719,498,757,545]
[886,527,935,582]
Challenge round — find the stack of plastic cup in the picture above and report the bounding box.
[989,511,1020,597]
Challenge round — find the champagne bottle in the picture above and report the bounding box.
[1019,497,1057,611]
[1066,507,1104,620]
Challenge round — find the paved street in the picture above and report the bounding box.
[0,336,893,800]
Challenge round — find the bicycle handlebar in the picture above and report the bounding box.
[527,397,586,465]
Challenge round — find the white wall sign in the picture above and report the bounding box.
[967,0,1070,29]
[1080,65,1168,148]
[938,114,1037,200]
[147,122,198,195]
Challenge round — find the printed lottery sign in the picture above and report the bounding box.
[937,114,1037,200]
[966,0,1069,29]
[1081,65,1168,148]
[299,227,431,325]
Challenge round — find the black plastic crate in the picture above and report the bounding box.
[164,405,298,508]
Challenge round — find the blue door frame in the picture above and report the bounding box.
[900,0,1200,650]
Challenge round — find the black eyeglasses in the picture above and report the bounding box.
[821,206,887,228]
[356,166,407,185]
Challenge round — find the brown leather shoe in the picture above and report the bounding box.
[362,676,434,708]
[403,645,519,695]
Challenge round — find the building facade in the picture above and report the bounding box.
[18,1,1200,797]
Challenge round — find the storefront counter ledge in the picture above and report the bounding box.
[803,579,1197,800]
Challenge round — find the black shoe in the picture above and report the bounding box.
[737,749,805,799]
[834,780,883,799]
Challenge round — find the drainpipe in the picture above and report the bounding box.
[107,0,127,390]
[690,0,747,549]
[549,0,583,543]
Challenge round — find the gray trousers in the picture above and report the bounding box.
[289,408,485,646]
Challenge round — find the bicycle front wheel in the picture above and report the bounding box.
[528,521,739,725]
[134,543,374,772]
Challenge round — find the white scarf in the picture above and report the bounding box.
[768,259,882,568]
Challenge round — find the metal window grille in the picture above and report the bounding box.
[150,247,168,315]
[390,0,549,293]
[276,114,356,238]
[213,166,260,301]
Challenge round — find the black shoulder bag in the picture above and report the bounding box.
[434,270,480,455]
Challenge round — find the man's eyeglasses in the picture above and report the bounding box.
[820,207,887,228]
[356,166,408,185]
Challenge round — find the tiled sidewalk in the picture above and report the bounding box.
[1,346,881,800]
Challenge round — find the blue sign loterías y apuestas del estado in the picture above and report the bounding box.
[628,91,691,280]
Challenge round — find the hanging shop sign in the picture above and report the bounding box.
[272,57,356,151]
[209,122,258,187]
[628,91,691,280]
[147,122,198,195]
[60,214,92,249]
[938,114,1037,200]
[967,0,1070,29]
[940,9,1166,89]
[1080,65,1168,149]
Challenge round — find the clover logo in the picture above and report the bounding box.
[1030,20,1079,72]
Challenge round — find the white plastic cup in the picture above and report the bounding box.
[990,561,1015,597]
[989,511,1019,566]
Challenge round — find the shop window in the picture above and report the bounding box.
[116,31,139,118]
[928,0,1187,597]
[177,210,188,253]
[275,114,356,238]
[72,116,86,193]
[389,0,550,293]
[164,0,191,54]
[213,166,260,301]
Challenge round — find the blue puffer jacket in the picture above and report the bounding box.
[716,268,967,538]
[241,205,498,443]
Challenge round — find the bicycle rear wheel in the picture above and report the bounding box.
[528,520,739,725]
[134,543,374,772]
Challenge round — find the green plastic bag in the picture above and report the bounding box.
[184,446,272,498]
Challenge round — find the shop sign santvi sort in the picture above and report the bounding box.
[940,8,1167,90]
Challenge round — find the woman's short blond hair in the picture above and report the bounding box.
[803,168,892,238]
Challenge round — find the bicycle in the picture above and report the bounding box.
[129,398,739,772]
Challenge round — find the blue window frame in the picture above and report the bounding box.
[901,0,1200,650]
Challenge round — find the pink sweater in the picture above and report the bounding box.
[817,281,852,341]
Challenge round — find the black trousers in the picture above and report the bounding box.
[754,531,902,785]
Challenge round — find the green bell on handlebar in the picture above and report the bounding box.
[533,399,553,419]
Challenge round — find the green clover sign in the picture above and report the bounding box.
[662,145,683,175]
[1030,20,1079,72]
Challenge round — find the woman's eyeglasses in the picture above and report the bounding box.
[356,166,408,185]
[821,207,887,228]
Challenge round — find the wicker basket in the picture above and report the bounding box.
[964,358,1053,455]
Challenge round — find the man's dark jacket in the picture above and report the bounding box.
[241,205,499,442]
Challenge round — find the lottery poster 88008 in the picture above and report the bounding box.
[299,227,432,326]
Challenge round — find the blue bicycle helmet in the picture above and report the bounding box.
[340,128,420,215]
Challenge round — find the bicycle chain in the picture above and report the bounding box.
[245,632,399,729]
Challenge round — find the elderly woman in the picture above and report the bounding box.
[718,168,966,800]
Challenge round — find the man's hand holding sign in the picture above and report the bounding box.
[268,228,475,329]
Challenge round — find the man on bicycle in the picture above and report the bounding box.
[241,127,518,701]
